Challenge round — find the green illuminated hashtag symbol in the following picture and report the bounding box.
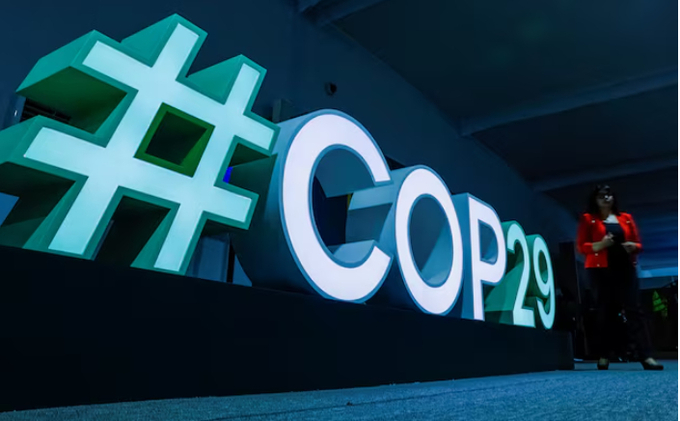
[0,15,278,274]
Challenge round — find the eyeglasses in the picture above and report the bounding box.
[597,194,612,200]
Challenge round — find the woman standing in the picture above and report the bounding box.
[576,185,664,370]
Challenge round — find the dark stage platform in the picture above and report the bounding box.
[0,245,573,412]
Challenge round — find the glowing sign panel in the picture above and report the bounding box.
[0,15,277,275]
[0,16,555,329]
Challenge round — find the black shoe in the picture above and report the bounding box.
[641,358,664,371]
[597,358,610,370]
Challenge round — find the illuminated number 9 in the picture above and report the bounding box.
[527,235,555,329]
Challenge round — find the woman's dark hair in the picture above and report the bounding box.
[586,184,620,216]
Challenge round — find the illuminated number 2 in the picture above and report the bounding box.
[484,221,534,326]
[506,222,535,327]
[484,222,555,329]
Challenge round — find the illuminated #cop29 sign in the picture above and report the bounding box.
[0,16,554,329]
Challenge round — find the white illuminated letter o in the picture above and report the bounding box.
[394,168,464,315]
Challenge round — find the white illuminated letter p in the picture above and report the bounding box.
[451,194,507,321]
[468,197,507,321]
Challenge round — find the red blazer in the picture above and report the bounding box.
[576,212,642,268]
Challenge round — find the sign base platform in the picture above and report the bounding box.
[0,246,573,412]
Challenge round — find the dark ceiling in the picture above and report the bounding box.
[300,0,678,275]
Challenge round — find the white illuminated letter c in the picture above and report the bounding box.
[281,113,393,302]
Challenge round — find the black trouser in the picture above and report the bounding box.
[588,265,652,360]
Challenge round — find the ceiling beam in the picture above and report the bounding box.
[297,0,325,13]
[639,261,679,273]
[641,255,679,264]
[627,199,678,216]
[638,225,678,237]
[639,226,678,236]
[460,68,678,136]
[640,256,679,265]
[532,156,677,192]
[637,215,679,226]
[639,256,678,274]
[639,245,678,254]
[639,265,678,277]
[639,267,677,280]
[301,0,389,26]
[638,224,678,235]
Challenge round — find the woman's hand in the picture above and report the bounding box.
[622,242,638,254]
[593,233,615,252]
